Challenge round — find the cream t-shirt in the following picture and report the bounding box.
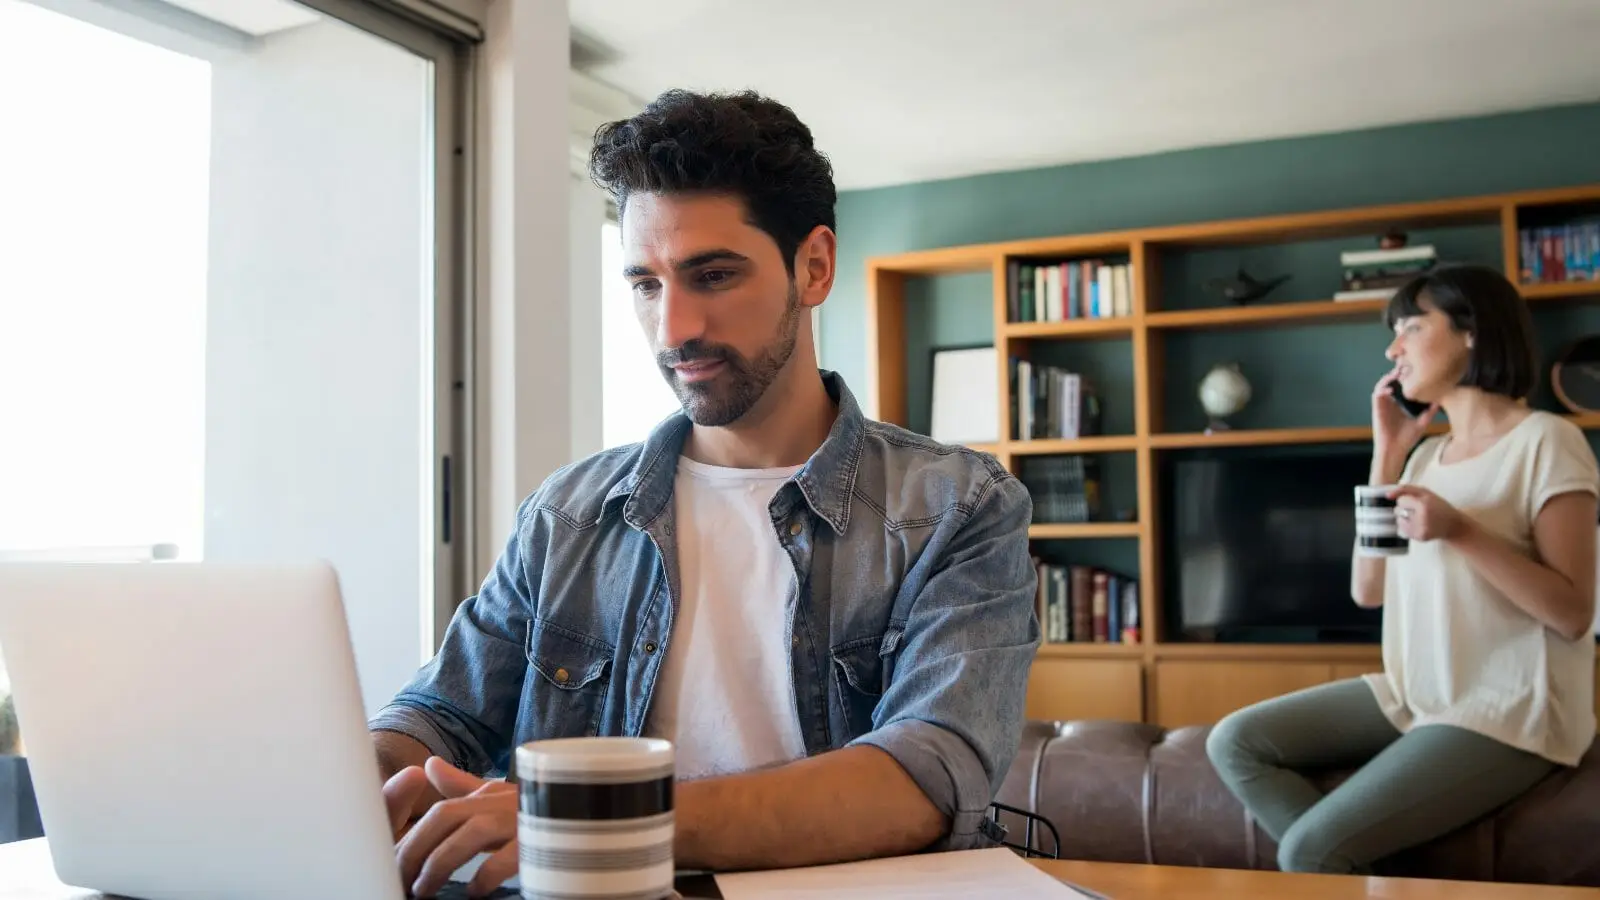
[643,457,809,781]
[1365,411,1600,766]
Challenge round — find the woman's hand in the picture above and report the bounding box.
[1371,369,1437,458]
[1389,484,1466,542]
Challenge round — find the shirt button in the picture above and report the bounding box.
[554,668,569,683]
[789,522,803,537]
[791,636,799,647]
[644,641,657,654]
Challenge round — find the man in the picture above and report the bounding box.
[370,88,1040,897]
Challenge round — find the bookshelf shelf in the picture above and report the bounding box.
[1002,318,1137,340]
[1009,435,1139,455]
[1037,642,1143,659]
[1150,426,1373,449]
[1154,643,1381,662]
[1522,280,1600,301]
[1028,522,1141,540]
[1150,414,1596,450]
[867,183,1600,728]
[1146,298,1385,330]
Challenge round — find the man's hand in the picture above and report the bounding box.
[675,745,946,871]
[394,757,519,898]
[382,765,441,841]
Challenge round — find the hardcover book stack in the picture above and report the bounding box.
[1032,562,1140,644]
[1333,244,1437,301]
[1519,221,1600,284]
[1005,257,1134,322]
[1009,362,1103,442]
[1017,456,1101,524]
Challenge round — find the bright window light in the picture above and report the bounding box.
[0,1,210,559]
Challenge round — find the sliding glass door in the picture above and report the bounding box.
[0,0,476,789]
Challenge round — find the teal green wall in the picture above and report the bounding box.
[823,102,1600,430]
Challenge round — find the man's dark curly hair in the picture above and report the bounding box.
[589,89,836,275]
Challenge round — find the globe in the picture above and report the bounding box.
[1199,362,1251,430]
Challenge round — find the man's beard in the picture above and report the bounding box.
[655,284,802,427]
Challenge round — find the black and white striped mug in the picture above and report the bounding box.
[1354,484,1409,556]
[515,737,676,900]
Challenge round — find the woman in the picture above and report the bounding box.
[1206,263,1599,875]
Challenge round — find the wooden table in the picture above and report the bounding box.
[4,838,1597,898]
[1039,858,1600,899]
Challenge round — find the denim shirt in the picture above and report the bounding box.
[370,371,1041,850]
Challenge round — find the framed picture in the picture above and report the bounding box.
[929,344,999,444]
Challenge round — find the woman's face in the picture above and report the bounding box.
[1385,296,1471,402]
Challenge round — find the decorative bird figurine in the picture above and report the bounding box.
[1203,267,1291,305]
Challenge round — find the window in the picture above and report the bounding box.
[0,0,472,787]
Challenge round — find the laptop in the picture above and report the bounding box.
[0,560,512,899]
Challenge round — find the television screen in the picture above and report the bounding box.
[1162,446,1383,643]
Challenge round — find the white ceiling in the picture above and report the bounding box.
[159,0,318,35]
[569,0,1600,191]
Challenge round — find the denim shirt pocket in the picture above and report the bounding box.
[523,619,615,738]
[829,627,903,737]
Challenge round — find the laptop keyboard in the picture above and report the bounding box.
[423,883,520,899]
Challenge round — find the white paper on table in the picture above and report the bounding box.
[712,847,1096,899]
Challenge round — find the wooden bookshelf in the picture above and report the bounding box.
[1009,435,1140,455]
[1037,642,1143,659]
[1003,318,1138,339]
[1028,522,1140,540]
[1522,280,1600,301]
[866,183,1600,728]
[1149,425,1373,449]
[1146,298,1385,330]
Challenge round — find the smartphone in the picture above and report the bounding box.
[1389,379,1432,418]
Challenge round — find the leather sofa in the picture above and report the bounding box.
[992,719,1600,887]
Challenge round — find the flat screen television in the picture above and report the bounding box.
[1161,446,1383,643]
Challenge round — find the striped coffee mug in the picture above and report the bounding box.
[515,737,676,900]
[1355,484,1409,556]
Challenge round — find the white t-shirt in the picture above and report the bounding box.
[1365,411,1600,766]
[643,456,809,781]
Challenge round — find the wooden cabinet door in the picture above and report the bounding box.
[1025,658,1144,723]
[1153,661,1335,728]
[1331,662,1383,681]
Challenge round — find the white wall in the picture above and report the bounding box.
[204,19,432,717]
[475,0,574,574]
[569,177,606,462]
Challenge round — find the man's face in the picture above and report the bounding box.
[621,193,804,427]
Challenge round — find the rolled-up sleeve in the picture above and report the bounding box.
[849,472,1040,850]
[368,495,540,777]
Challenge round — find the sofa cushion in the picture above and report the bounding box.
[993,720,1600,886]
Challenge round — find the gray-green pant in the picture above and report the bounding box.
[1205,678,1557,875]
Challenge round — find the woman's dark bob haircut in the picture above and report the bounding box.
[1383,263,1539,400]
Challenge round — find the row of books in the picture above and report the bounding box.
[1006,259,1134,322]
[1034,562,1140,644]
[1017,455,1102,524]
[1519,223,1600,284]
[1010,361,1103,441]
[1333,244,1436,301]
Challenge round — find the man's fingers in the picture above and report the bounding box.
[397,797,468,888]
[426,755,489,799]
[397,792,517,889]
[409,811,516,898]
[384,766,429,837]
[467,844,519,898]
